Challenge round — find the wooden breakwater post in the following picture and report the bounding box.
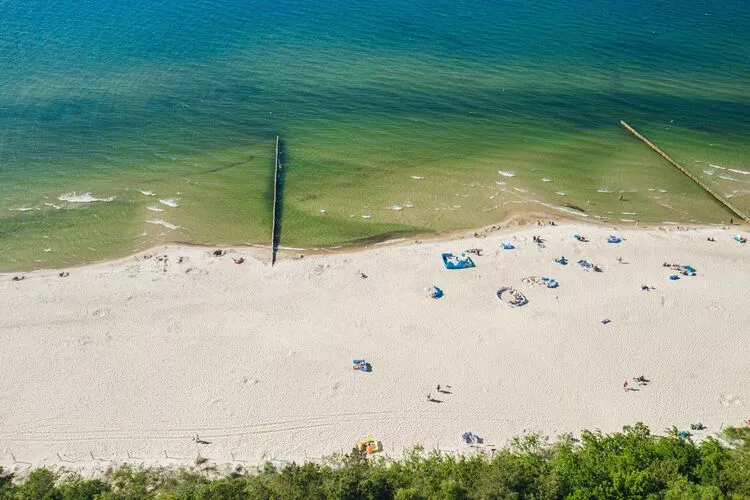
[271,135,281,265]
[620,120,749,223]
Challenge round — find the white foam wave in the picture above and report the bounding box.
[537,201,589,218]
[146,219,180,230]
[58,192,115,203]
[719,175,740,182]
[709,164,726,170]
[362,215,372,219]
[542,178,552,182]
[139,190,156,196]
[513,187,527,193]
[44,203,63,210]
[404,203,415,208]
[498,170,515,177]
[622,212,637,215]
[146,206,164,212]
[159,198,179,208]
[555,191,566,196]
[9,207,37,212]
[597,189,613,193]
[387,205,403,211]
[620,219,635,222]
[728,168,750,175]
[703,170,715,175]
[495,181,506,186]
[410,176,425,180]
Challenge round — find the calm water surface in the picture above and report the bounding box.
[1,0,749,269]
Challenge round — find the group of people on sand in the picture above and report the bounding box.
[624,375,650,392]
[426,384,451,403]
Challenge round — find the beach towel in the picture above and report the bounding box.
[554,257,568,265]
[681,265,696,276]
[426,286,444,299]
[607,235,623,244]
[357,437,381,454]
[501,242,515,250]
[669,275,680,281]
[670,264,697,276]
[541,277,559,288]
[461,432,482,444]
[353,359,372,372]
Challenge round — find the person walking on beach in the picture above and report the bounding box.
[623,380,630,392]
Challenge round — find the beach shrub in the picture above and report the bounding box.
[1,424,749,499]
[13,468,60,500]
[57,475,110,500]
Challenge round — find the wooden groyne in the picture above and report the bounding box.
[271,135,281,265]
[620,120,749,223]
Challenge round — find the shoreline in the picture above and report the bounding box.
[3,209,747,275]
[1,220,748,477]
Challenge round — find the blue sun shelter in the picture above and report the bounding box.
[441,253,475,269]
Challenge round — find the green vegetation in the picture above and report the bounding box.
[2,424,749,499]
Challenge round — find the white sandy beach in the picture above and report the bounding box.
[0,221,748,475]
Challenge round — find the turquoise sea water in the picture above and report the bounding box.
[1,0,749,270]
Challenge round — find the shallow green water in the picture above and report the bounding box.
[1,0,749,270]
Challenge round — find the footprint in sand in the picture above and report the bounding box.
[76,336,93,347]
[91,309,109,318]
[313,264,329,276]
[719,394,743,406]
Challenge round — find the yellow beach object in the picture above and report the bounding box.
[357,436,381,454]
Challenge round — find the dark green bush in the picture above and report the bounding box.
[0,424,748,499]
